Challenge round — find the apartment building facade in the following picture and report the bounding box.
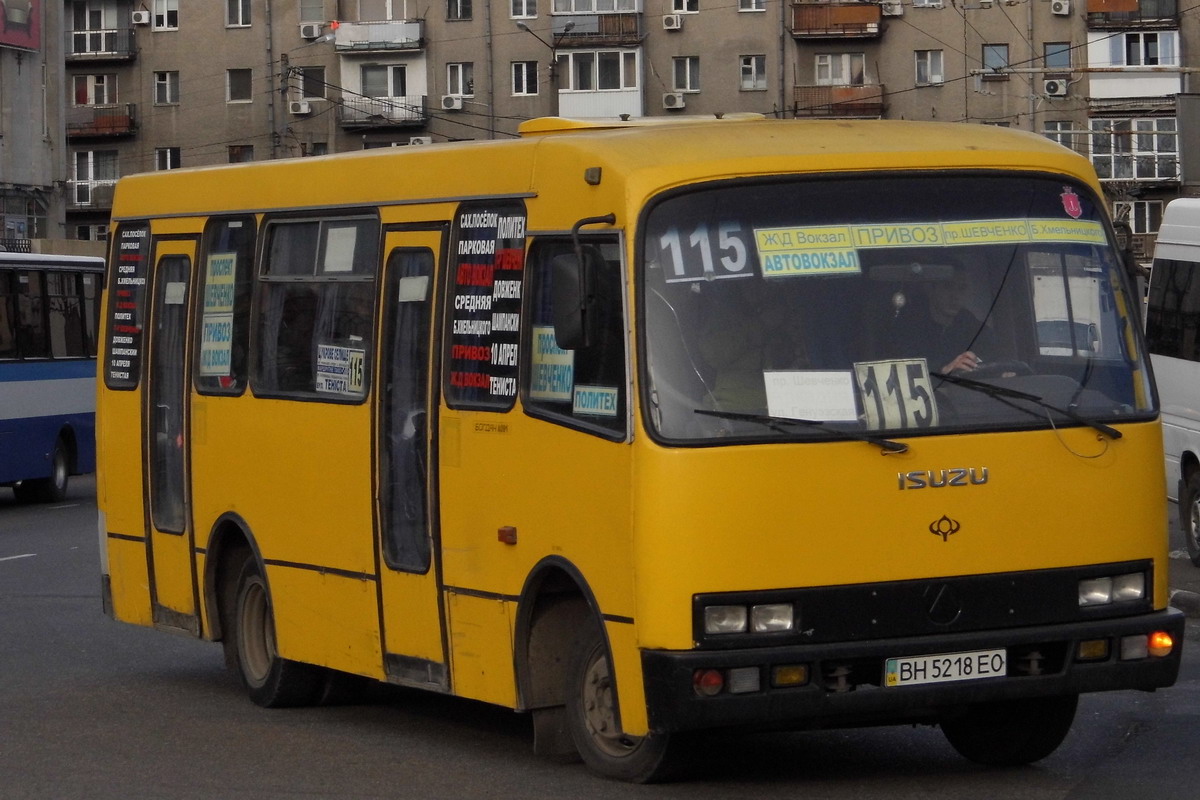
[1,0,65,248]
[60,0,1199,260]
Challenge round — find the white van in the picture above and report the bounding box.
[1145,197,1200,566]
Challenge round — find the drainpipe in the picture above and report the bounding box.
[266,0,280,159]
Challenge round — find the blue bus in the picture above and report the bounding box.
[0,252,104,502]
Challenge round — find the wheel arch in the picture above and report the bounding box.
[513,555,610,714]
[201,512,262,644]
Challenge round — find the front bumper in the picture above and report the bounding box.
[642,608,1185,733]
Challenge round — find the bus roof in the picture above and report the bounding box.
[110,118,1099,221]
[0,252,105,270]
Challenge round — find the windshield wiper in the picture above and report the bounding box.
[694,409,909,453]
[930,371,1121,440]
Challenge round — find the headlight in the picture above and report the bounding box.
[704,605,747,634]
[1079,571,1145,607]
[751,603,794,633]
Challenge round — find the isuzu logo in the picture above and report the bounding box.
[897,467,989,490]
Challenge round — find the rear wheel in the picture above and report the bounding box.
[565,625,678,782]
[229,558,322,707]
[1180,471,1200,566]
[941,694,1078,766]
[13,440,69,504]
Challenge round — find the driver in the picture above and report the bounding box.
[889,263,996,375]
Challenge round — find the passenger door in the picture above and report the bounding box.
[145,240,199,633]
[375,227,448,688]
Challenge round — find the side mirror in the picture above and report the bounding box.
[551,247,604,351]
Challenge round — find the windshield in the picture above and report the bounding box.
[641,173,1154,443]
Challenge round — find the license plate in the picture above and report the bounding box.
[885,648,1006,687]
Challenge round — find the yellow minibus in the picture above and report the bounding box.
[98,116,1183,782]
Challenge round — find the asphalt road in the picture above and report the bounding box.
[2,475,1199,799]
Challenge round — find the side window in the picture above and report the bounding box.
[523,237,627,438]
[105,222,152,389]
[46,271,89,358]
[196,216,256,395]
[443,201,527,410]
[1147,258,1200,361]
[254,215,379,400]
[14,270,49,358]
[0,271,16,359]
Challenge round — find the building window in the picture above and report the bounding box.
[816,53,865,86]
[1043,120,1080,154]
[915,50,943,86]
[76,224,109,242]
[73,150,118,206]
[447,63,475,96]
[552,0,637,11]
[673,0,699,12]
[982,43,1010,78]
[296,66,327,99]
[511,0,536,17]
[74,74,117,105]
[1119,32,1175,66]
[740,54,766,91]
[673,57,700,92]
[512,61,539,96]
[1089,117,1178,182]
[155,147,182,171]
[1044,42,1072,71]
[738,0,766,11]
[912,0,943,6]
[228,145,255,163]
[363,64,407,98]
[1114,200,1164,234]
[447,0,472,20]
[227,69,253,103]
[154,71,180,105]
[559,51,638,91]
[227,0,251,26]
[154,0,179,30]
[300,0,325,21]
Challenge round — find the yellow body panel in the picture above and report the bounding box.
[446,592,517,706]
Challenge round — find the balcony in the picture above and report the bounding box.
[67,180,117,210]
[65,28,137,62]
[337,95,428,129]
[793,84,886,117]
[66,104,137,139]
[333,19,423,51]
[552,13,643,47]
[1087,0,1178,27]
[790,2,882,39]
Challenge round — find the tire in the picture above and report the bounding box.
[941,694,1078,767]
[564,625,678,783]
[14,440,69,504]
[1180,471,1200,567]
[229,558,322,708]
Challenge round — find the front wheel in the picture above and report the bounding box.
[229,558,322,708]
[13,440,69,504]
[941,694,1077,766]
[1180,471,1200,566]
[565,626,678,783]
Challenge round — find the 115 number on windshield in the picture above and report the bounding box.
[854,359,939,430]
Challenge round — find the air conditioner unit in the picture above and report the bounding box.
[663,14,683,30]
[131,10,150,25]
[409,136,433,146]
[1050,0,1070,14]
[289,100,312,115]
[881,1,904,15]
[663,92,686,110]
[300,22,323,39]
[441,95,464,111]
[1044,79,1068,97]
